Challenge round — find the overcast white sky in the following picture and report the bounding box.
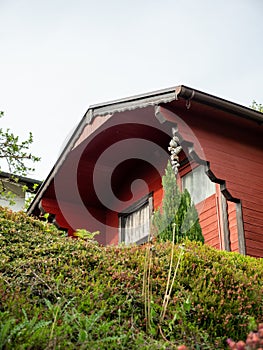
[0,0,262,180]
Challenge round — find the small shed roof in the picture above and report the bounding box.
[0,171,41,192]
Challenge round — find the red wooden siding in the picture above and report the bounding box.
[41,198,108,245]
[161,104,263,257]
[227,201,239,252]
[242,204,263,258]
[196,194,221,250]
[36,101,262,257]
[105,213,119,246]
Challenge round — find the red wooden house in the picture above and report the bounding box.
[28,86,263,257]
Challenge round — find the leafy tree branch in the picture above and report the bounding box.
[0,111,40,176]
[250,101,263,113]
[0,110,40,206]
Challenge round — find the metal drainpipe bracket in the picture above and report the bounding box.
[186,90,195,110]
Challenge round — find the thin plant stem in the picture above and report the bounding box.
[160,223,176,323]
[49,303,60,344]
[143,247,148,328]
[166,246,184,313]
[143,242,151,332]
[147,247,152,332]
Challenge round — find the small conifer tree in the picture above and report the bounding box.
[152,161,204,243]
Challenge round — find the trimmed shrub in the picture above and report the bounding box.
[0,207,262,349]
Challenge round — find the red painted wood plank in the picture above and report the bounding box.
[203,227,220,242]
[199,218,216,230]
[243,216,263,228]
[226,183,263,202]
[228,211,237,222]
[242,206,263,218]
[205,232,220,242]
[205,235,220,247]
[242,200,263,214]
[211,164,262,186]
[198,208,217,220]
[196,136,263,166]
[245,246,263,258]
[200,221,218,233]
[231,242,239,252]
[228,205,236,214]
[240,195,262,211]
[197,197,217,217]
[245,229,263,242]
[244,222,263,233]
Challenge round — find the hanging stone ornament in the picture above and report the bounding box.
[168,128,182,175]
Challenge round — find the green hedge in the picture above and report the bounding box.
[0,207,262,349]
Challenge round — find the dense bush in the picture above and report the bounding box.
[0,207,262,349]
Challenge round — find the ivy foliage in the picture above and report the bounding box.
[152,161,204,244]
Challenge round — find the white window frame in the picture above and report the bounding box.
[119,193,153,245]
[182,165,215,204]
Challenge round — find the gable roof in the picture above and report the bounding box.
[27,85,263,216]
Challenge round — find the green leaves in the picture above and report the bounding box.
[73,228,100,242]
[0,110,40,176]
[152,161,204,244]
[250,101,263,113]
[0,207,262,349]
[0,309,52,349]
[0,110,40,207]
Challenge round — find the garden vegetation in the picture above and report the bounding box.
[0,207,262,349]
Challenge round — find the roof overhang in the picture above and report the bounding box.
[27,84,263,216]
[175,85,263,124]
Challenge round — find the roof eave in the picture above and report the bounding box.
[176,85,263,124]
[27,84,263,216]
[27,89,178,215]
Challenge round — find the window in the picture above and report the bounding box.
[182,166,215,204]
[119,194,153,244]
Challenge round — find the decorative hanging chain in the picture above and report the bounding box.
[168,128,182,175]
